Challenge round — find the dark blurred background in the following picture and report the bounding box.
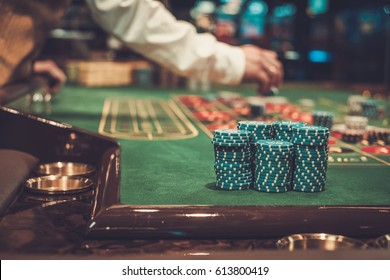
[40,0,390,88]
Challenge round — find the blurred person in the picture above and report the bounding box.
[33,60,67,94]
[0,0,70,93]
[0,0,69,94]
[0,0,282,94]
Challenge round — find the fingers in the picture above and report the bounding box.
[240,45,284,94]
[258,52,283,89]
[268,62,283,88]
[33,60,67,94]
[255,69,271,93]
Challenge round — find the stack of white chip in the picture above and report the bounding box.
[347,95,366,114]
[299,99,315,112]
[345,116,368,130]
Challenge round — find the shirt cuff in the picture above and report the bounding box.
[213,43,245,85]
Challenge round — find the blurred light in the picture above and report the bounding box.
[274,3,296,18]
[248,0,268,16]
[284,51,300,60]
[384,5,390,14]
[191,0,216,19]
[358,12,376,34]
[184,213,219,218]
[196,14,213,30]
[133,209,160,213]
[50,29,94,40]
[196,0,215,14]
[221,2,242,15]
[170,231,186,236]
[240,0,267,37]
[307,0,328,16]
[187,252,210,256]
[190,9,199,19]
[308,50,332,63]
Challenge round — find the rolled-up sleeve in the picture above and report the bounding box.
[85,0,245,85]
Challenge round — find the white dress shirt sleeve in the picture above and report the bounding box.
[85,0,245,85]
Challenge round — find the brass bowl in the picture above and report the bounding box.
[375,234,390,249]
[276,233,367,251]
[25,176,93,195]
[35,162,95,177]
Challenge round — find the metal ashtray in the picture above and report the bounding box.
[375,234,390,249]
[35,162,95,177]
[25,176,93,195]
[276,233,367,251]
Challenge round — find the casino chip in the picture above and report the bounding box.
[345,116,368,130]
[194,110,233,122]
[361,99,378,119]
[291,125,329,192]
[212,123,330,194]
[341,129,364,144]
[237,121,274,141]
[237,121,275,173]
[213,129,252,190]
[347,95,366,114]
[273,121,306,142]
[246,97,265,117]
[312,111,334,130]
[366,127,390,145]
[253,140,294,193]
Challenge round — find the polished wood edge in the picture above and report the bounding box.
[86,203,390,239]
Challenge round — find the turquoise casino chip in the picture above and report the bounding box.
[214,129,251,137]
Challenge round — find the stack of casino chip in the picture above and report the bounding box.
[253,140,294,193]
[341,129,364,144]
[237,121,274,141]
[361,99,378,119]
[345,116,368,130]
[312,111,334,130]
[237,121,275,172]
[212,129,252,190]
[273,121,306,142]
[348,95,366,114]
[366,127,390,145]
[247,97,266,117]
[291,125,329,192]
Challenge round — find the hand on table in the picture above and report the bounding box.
[240,45,283,94]
[33,60,67,94]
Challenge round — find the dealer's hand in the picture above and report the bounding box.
[240,45,283,94]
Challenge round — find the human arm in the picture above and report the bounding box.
[85,0,282,92]
[33,60,67,94]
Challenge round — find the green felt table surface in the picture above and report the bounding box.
[9,84,390,206]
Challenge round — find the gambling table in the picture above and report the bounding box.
[1,83,390,258]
